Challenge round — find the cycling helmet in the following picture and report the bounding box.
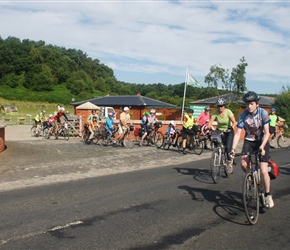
[170,120,176,126]
[108,112,113,116]
[150,109,156,114]
[216,98,227,106]
[42,110,46,113]
[242,91,260,102]
[49,114,53,118]
[205,106,210,111]
[92,115,97,119]
[60,107,65,112]
[206,119,210,123]
[187,109,194,113]
[271,107,276,111]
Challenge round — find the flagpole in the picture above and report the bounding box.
[181,67,188,121]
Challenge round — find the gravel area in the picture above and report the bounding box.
[1,125,243,192]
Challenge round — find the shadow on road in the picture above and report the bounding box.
[178,185,255,225]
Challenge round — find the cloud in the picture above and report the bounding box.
[0,1,289,94]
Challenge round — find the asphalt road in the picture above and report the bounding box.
[0,136,289,250]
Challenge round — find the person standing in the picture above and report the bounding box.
[230,91,274,208]
[140,111,150,146]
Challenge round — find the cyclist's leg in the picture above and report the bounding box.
[107,129,112,141]
[240,140,254,172]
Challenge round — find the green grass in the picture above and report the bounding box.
[0,98,74,124]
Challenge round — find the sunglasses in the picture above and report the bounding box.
[217,105,224,108]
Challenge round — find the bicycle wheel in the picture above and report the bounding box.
[163,137,173,150]
[176,134,183,152]
[99,132,109,146]
[210,148,221,183]
[123,133,135,149]
[243,172,259,225]
[43,128,50,139]
[277,134,290,149]
[192,138,204,155]
[154,131,164,148]
[63,129,69,141]
[31,125,36,137]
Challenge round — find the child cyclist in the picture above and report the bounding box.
[230,91,274,208]
[165,120,179,146]
[106,112,117,141]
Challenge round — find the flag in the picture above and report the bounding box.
[187,74,202,88]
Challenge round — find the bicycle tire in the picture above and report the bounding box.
[31,125,36,137]
[192,138,204,155]
[243,172,259,225]
[63,129,69,141]
[43,128,50,139]
[163,137,173,150]
[123,133,135,149]
[210,148,221,183]
[222,153,228,177]
[154,131,164,148]
[99,132,109,146]
[277,134,290,149]
[176,134,183,152]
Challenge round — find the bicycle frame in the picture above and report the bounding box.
[243,151,265,225]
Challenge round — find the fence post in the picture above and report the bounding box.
[79,116,82,137]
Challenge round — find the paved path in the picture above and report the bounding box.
[1,125,243,192]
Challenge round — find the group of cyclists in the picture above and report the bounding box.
[33,91,276,209]
[34,106,68,139]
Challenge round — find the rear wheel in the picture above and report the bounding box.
[210,148,221,183]
[154,131,164,148]
[43,128,50,139]
[277,134,290,149]
[243,172,259,225]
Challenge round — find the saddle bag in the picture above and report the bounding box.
[268,158,279,180]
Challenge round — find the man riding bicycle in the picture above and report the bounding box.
[230,91,274,208]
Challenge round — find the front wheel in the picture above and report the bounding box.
[243,172,259,225]
[154,131,164,148]
[31,126,36,137]
[123,132,135,149]
[277,134,290,149]
[210,148,221,183]
[192,138,204,155]
[176,134,183,152]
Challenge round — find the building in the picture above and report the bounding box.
[72,94,181,121]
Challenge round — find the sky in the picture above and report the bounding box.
[1,0,290,95]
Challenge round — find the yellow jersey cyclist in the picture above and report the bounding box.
[207,98,237,173]
[181,109,196,155]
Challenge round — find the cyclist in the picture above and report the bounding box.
[34,110,46,136]
[269,107,280,148]
[52,106,68,139]
[207,98,237,173]
[140,111,151,146]
[105,112,116,141]
[198,106,211,127]
[230,91,274,208]
[88,115,100,140]
[114,107,133,145]
[165,120,179,147]
[181,109,195,154]
[201,119,210,149]
[148,109,158,125]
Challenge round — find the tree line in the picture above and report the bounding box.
[1,35,289,125]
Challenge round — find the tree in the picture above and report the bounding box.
[230,57,248,94]
[274,86,290,126]
[204,64,229,94]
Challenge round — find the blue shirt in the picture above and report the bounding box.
[237,107,270,141]
[106,117,114,130]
